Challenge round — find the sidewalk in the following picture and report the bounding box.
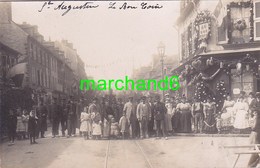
[1,129,250,143]
[173,133,250,137]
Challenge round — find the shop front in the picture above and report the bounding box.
[171,48,260,109]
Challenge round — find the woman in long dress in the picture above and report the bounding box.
[165,98,173,134]
[172,99,181,133]
[176,97,192,133]
[233,91,250,133]
[220,95,235,132]
[203,98,217,134]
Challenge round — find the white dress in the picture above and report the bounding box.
[80,112,92,132]
[221,100,235,127]
[165,103,173,131]
[91,112,102,136]
[233,100,249,129]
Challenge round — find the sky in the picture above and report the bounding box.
[12,1,180,80]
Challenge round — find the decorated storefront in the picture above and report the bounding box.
[171,50,260,110]
[173,0,260,110]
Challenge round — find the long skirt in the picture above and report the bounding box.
[233,110,249,129]
[80,121,92,132]
[92,122,102,136]
[165,114,173,131]
[204,113,217,134]
[220,107,234,131]
[103,119,110,138]
[180,111,192,133]
[172,112,181,132]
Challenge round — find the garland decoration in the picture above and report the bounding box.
[215,80,228,109]
[194,10,212,52]
[227,1,254,43]
[233,19,247,31]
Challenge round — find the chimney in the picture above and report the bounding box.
[0,2,12,23]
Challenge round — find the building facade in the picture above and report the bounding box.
[172,0,260,103]
[0,2,86,106]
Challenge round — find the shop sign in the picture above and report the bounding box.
[233,88,241,94]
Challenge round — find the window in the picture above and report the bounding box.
[229,5,251,43]
[230,69,254,99]
[40,50,42,64]
[36,47,38,62]
[31,67,34,83]
[45,70,47,87]
[37,70,40,85]
[254,1,260,40]
[30,43,34,59]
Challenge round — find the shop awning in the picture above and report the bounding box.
[170,47,260,74]
[200,47,260,57]
[7,62,27,78]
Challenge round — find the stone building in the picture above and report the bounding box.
[0,2,85,105]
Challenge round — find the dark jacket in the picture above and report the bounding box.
[153,101,166,121]
[37,105,48,131]
[104,105,114,121]
[50,103,61,120]
[7,114,17,131]
[28,116,38,134]
[37,105,48,119]
[67,102,76,118]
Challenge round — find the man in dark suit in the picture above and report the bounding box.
[37,100,48,138]
[147,96,155,137]
[154,95,167,140]
[60,98,68,137]
[50,97,61,138]
[67,99,77,138]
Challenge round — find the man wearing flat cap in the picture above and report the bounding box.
[248,92,260,167]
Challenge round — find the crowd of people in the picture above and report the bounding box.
[5,91,260,145]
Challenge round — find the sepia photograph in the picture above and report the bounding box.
[1,0,260,167]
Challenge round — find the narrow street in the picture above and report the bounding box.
[0,133,253,168]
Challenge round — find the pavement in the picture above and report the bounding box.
[0,129,256,168]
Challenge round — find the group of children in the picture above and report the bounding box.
[79,107,129,140]
[7,108,39,145]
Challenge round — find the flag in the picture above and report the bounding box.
[214,0,228,27]
[213,0,223,19]
[214,0,228,42]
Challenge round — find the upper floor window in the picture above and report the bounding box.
[226,1,254,44]
[254,1,260,40]
[230,4,251,43]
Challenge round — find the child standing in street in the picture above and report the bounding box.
[80,107,91,140]
[28,110,38,144]
[110,117,119,139]
[119,113,129,139]
[16,109,26,140]
[22,110,29,139]
[7,109,17,146]
[91,111,102,140]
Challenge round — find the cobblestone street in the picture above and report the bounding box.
[0,133,253,168]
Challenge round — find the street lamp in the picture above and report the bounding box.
[157,42,165,102]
